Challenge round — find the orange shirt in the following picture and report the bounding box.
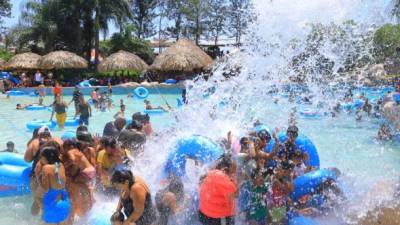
[199,170,237,218]
[53,86,62,95]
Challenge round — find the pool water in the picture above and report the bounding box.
[0,87,399,224]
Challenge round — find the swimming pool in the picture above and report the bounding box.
[0,86,399,224]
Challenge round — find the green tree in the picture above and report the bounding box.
[165,0,185,40]
[206,0,229,46]
[228,0,252,45]
[373,24,400,62]
[106,25,155,64]
[181,0,209,45]
[0,0,11,29]
[131,0,157,38]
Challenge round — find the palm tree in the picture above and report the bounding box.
[92,0,132,68]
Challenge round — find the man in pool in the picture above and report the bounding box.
[103,117,127,138]
[69,86,83,113]
[2,141,17,153]
[144,100,167,111]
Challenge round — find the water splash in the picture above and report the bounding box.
[131,1,400,224]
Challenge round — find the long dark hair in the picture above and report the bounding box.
[215,153,234,174]
[40,146,61,164]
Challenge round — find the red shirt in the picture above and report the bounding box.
[53,86,62,95]
[199,170,237,218]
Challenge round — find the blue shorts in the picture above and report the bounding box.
[79,116,89,126]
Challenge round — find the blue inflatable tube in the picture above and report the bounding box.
[0,153,32,197]
[393,93,400,104]
[26,105,48,111]
[29,92,39,97]
[26,120,56,131]
[144,109,166,114]
[165,79,177,84]
[133,87,149,99]
[290,169,337,201]
[79,80,91,87]
[64,118,79,127]
[177,98,183,107]
[6,91,24,96]
[163,135,224,177]
[266,132,320,169]
[289,216,318,225]
[299,109,321,119]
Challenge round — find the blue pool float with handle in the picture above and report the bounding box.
[6,90,24,96]
[64,118,79,127]
[290,169,337,202]
[26,105,48,111]
[165,79,177,84]
[26,120,56,131]
[299,109,321,119]
[144,109,166,114]
[0,153,32,197]
[266,132,320,169]
[163,135,224,178]
[29,92,39,97]
[133,87,149,99]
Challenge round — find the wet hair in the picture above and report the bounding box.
[129,120,143,131]
[167,176,184,202]
[40,146,61,164]
[6,141,14,147]
[76,125,88,134]
[42,140,61,153]
[257,129,271,142]
[111,169,134,187]
[287,125,299,134]
[102,136,118,149]
[215,154,234,173]
[63,139,78,151]
[76,131,93,144]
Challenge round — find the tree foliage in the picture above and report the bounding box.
[373,24,400,62]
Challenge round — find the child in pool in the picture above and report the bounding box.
[39,146,71,225]
[246,165,271,225]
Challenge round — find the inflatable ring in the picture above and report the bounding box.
[144,109,166,114]
[64,118,79,127]
[26,120,56,131]
[133,87,149,99]
[353,99,364,109]
[290,169,337,201]
[177,98,184,107]
[6,91,24,96]
[163,135,224,177]
[266,131,320,168]
[393,93,400,104]
[165,79,177,84]
[299,109,320,118]
[26,105,48,111]
[0,153,32,197]
[29,92,39,97]
[79,80,92,87]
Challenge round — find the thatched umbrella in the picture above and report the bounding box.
[4,52,42,70]
[98,50,148,72]
[40,50,88,70]
[151,39,213,73]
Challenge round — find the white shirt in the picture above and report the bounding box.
[35,72,42,82]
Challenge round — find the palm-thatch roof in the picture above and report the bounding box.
[151,39,213,73]
[40,50,88,70]
[4,52,42,70]
[98,50,148,72]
